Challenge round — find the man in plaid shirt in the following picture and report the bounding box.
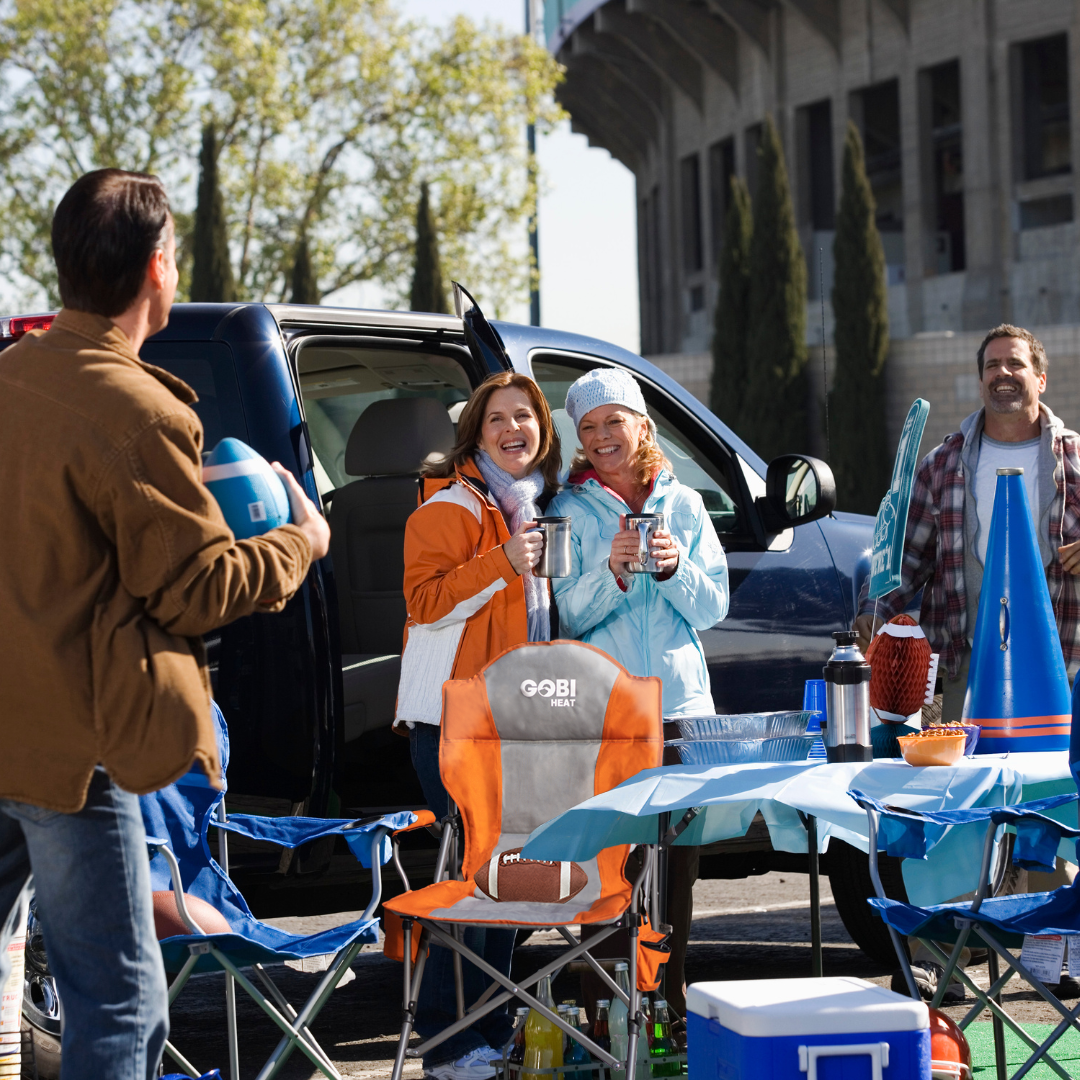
[855,323,1080,1001]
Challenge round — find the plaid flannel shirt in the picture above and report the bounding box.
[859,405,1080,679]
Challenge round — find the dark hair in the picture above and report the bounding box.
[977,324,1047,377]
[424,372,562,493]
[51,169,172,317]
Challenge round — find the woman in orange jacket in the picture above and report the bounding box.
[396,371,562,1080]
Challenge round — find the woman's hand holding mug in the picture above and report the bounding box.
[649,528,680,575]
[504,520,543,575]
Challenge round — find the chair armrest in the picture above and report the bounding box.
[212,810,418,868]
[144,838,209,935]
[392,809,437,835]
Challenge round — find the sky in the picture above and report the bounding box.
[398,0,640,352]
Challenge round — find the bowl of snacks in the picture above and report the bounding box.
[897,729,967,767]
[923,721,981,756]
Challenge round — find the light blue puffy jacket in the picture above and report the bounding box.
[547,469,729,716]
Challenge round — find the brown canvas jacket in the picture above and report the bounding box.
[0,309,312,811]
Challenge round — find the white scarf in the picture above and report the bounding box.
[474,451,550,642]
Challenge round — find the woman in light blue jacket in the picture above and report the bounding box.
[548,367,729,1024]
[547,367,729,716]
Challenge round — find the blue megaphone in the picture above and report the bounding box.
[963,467,1071,752]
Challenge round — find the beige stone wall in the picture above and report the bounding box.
[648,322,1080,465]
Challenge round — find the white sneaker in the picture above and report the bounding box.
[474,1045,505,1064]
[425,1047,498,1080]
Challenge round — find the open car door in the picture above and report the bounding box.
[453,281,513,375]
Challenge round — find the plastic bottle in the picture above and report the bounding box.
[609,962,630,1078]
[561,1005,592,1080]
[593,999,612,1056]
[649,998,680,1077]
[509,1006,530,1067]
[524,974,563,1080]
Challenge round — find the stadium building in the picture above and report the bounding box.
[543,0,1080,451]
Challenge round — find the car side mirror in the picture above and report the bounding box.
[755,454,837,533]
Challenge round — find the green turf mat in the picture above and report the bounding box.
[967,1020,1080,1077]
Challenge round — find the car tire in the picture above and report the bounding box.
[21,894,61,1079]
[827,838,910,967]
[21,1017,61,1079]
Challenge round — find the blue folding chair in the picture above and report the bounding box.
[850,785,1080,1080]
[142,703,416,1080]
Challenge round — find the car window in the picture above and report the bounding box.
[139,342,247,451]
[295,345,472,493]
[530,357,747,539]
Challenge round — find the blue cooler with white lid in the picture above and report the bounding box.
[687,977,930,1080]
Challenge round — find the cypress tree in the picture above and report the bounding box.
[189,123,236,302]
[829,121,890,513]
[709,176,752,429]
[290,236,320,304]
[410,181,448,313]
[741,117,808,461]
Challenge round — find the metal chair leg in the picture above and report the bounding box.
[988,950,1007,1080]
[225,972,239,1080]
[392,928,432,1080]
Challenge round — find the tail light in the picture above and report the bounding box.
[0,313,56,339]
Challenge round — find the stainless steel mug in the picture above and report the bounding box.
[624,512,666,575]
[822,630,872,763]
[533,516,572,578]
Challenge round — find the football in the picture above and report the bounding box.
[473,848,587,904]
[866,613,933,721]
[203,437,292,540]
[152,890,232,939]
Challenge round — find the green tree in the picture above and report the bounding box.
[0,0,199,305]
[203,3,563,311]
[410,181,448,313]
[829,121,890,512]
[190,123,236,302]
[290,236,320,304]
[741,117,808,461]
[709,176,752,428]
[0,1,564,314]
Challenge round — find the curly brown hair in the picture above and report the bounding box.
[977,324,1048,377]
[423,372,562,493]
[569,409,672,490]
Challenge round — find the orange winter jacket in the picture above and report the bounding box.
[396,457,552,726]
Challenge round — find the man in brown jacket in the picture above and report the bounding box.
[0,170,329,1076]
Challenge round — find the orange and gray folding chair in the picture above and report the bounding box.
[385,640,665,1080]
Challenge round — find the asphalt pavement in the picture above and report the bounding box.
[163,871,1068,1078]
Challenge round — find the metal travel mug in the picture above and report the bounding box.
[822,631,873,763]
[533,516,572,578]
[624,512,666,575]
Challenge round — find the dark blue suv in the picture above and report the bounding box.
[1,298,873,892]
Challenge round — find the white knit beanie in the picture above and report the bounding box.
[565,368,649,431]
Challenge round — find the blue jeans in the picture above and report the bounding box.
[0,766,168,1078]
[410,723,516,1066]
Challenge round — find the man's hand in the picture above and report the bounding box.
[853,613,884,654]
[272,463,330,560]
[1059,540,1080,574]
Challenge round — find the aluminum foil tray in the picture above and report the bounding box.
[665,734,819,765]
[671,711,813,742]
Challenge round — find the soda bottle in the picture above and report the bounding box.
[562,1005,592,1080]
[593,999,612,1055]
[649,998,680,1076]
[509,1005,530,1067]
[524,974,563,1080]
[609,962,630,1079]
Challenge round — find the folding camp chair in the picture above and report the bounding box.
[850,786,1080,1080]
[384,640,665,1080]
[141,702,418,1080]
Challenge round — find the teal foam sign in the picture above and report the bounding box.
[868,398,930,601]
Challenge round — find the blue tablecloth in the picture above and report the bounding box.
[522,753,1075,906]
